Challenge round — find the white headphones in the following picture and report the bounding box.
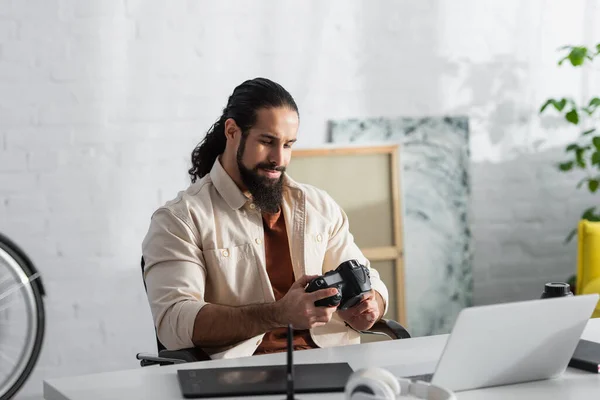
[345,367,457,400]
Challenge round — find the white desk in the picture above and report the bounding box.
[44,318,600,400]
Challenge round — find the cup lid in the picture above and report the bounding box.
[544,282,571,296]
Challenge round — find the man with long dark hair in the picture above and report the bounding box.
[142,78,389,358]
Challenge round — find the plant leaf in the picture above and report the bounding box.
[589,97,600,107]
[569,46,588,66]
[592,151,600,166]
[566,143,579,152]
[564,228,577,244]
[589,179,599,193]
[556,98,567,111]
[583,128,596,135]
[540,100,551,113]
[596,43,600,54]
[558,56,569,66]
[582,206,600,221]
[566,109,579,124]
[593,136,600,150]
[540,98,568,113]
[558,161,574,171]
[575,148,586,167]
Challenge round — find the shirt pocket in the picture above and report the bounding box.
[203,243,264,305]
[305,231,329,275]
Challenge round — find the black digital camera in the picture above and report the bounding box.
[305,259,372,310]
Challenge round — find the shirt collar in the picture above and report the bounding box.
[209,157,249,210]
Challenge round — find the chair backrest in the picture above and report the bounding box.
[577,220,600,289]
[140,256,167,352]
[577,220,600,318]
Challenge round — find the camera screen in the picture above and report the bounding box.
[323,274,343,286]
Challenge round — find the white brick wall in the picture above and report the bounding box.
[1,0,598,398]
[471,148,597,305]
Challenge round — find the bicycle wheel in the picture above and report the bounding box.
[0,235,45,400]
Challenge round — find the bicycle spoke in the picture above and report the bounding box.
[0,348,17,366]
[0,296,21,314]
[0,272,39,302]
[0,342,22,354]
[0,368,14,384]
[0,330,28,339]
[0,346,21,366]
[0,273,12,287]
[0,314,29,327]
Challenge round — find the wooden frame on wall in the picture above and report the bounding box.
[286,145,406,326]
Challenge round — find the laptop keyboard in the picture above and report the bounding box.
[406,373,433,382]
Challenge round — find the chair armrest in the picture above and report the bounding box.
[136,347,211,367]
[160,347,211,362]
[362,318,411,340]
[136,352,187,367]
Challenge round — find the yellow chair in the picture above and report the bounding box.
[576,219,600,318]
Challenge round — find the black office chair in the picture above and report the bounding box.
[135,257,411,367]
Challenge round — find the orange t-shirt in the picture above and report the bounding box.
[253,209,318,355]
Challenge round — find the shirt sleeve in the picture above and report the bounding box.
[142,207,208,350]
[323,198,390,317]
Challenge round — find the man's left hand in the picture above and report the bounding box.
[337,290,384,331]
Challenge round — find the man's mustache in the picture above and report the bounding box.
[255,164,286,172]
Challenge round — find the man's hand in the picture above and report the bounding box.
[275,274,339,330]
[336,290,384,331]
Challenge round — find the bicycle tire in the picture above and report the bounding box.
[0,235,46,400]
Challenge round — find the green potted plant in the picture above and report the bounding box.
[540,44,600,235]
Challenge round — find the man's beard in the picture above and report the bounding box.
[237,138,285,214]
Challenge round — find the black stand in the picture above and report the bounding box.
[285,324,298,400]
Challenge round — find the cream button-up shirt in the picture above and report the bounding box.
[142,158,389,359]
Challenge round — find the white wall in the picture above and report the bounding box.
[0,0,598,398]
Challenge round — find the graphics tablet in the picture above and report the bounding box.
[177,362,354,398]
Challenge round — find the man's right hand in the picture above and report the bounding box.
[276,274,339,330]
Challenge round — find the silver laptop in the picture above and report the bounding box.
[404,294,599,392]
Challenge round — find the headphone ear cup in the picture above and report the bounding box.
[370,368,401,395]
[346,376,396,400]
[346,368,401,400]
[357,368,401,395]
